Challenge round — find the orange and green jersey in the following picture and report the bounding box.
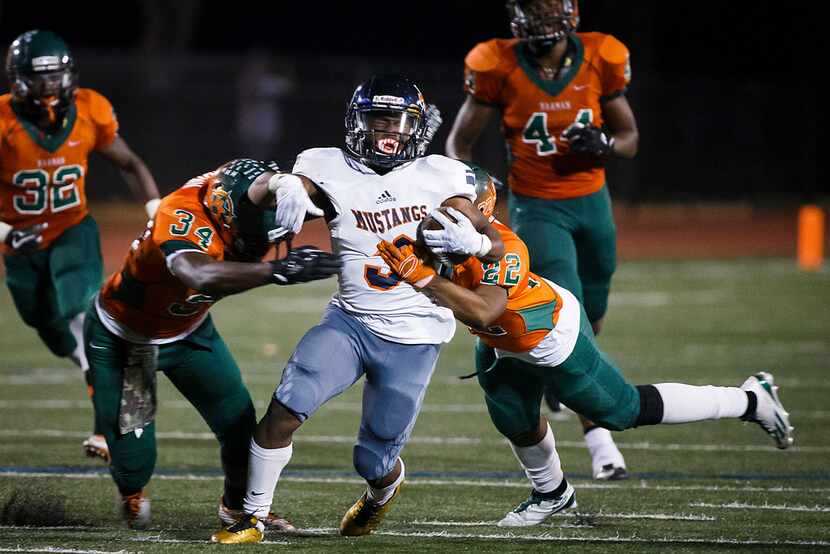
[97,173,225,343]
[453,221,563,352]
[464,33,631,200]
[0,88,119,250]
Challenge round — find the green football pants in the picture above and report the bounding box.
[3,215,102,357]
[508,186,616,324]
[476,305,640,437]
[84,308,256,505]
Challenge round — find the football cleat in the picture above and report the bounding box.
[211,515,265,544]
[498,482,576,527]
[339,484,402,536]
[217,498,296,532]
[83,434,110,462]
[121,490,150,530]
[593,463,629,481]
[740,372,794,449]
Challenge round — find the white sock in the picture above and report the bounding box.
[367,458,405,505]
[509,423,564,494]
[655,383,749,423]
[68,312,88,371]
[242,439,293,517]
[584,427,626,470]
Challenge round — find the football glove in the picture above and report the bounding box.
[3,222,48,254]
[377,241,436,289]
[269,246,341,285]
[268,174,324,235]
[422,207,492,259]
[561,122,614,158]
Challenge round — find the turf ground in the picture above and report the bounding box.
[1,258,829,552]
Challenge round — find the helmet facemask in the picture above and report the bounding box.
[507,0,579,52]
[6,32,78,131]
[344,76,429,171]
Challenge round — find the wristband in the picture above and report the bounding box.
[413,273,435,289]
[0,221,11,243]
[145,198,161,219]
[475,234,493,258]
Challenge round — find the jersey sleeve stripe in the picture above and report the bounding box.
[160,239,202,256]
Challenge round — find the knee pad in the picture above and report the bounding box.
[353,442,399,482]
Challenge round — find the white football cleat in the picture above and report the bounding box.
[217,498,296,532]
[83,434,110,462]
[498,482,576,527]
[740,372,794,449]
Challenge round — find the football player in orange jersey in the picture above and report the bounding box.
[377,172,793,527]
[0,30,161,462]
[85,158,340,529]
[445,0,639,480]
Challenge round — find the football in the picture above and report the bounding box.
[416,207,472,266]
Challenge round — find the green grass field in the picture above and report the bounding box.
[1,258,829,552]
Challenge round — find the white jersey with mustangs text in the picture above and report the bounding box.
[293,148,477,344]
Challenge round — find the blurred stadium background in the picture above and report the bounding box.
[0,1,827,551]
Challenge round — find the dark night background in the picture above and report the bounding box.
[0,1,820,203]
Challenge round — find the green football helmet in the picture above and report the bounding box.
[203,159,282,262]
[5,30,78,130]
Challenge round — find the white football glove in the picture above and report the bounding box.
[423,207,492,259]
[268,174,324,235]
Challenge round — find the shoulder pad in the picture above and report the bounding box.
[76,88,116,124]
[597,34,630,65]
[465,39,517,76]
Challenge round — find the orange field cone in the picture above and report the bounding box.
[797,205,825,271]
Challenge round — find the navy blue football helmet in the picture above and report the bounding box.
[344,75,428,170]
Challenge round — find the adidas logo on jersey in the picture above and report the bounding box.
[376,190,396,204]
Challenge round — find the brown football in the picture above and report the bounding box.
[416,207,472,266]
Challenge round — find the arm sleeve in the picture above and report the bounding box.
[598,34,632,99]
[463,41,508,106]
[87,89,119,150]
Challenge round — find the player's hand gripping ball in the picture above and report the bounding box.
[417,207,476,265]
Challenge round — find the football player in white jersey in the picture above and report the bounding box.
[212,75,505,543]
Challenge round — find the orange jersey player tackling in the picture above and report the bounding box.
[453,220,563,353]
[378,172,793,528]
[97,172,225,342]
[86,158,340,529]
[463,31,630,199]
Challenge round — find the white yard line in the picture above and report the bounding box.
[0,544,129,554]
[690,501,830,513]
[0,428,826,453]
[415,511,717,523]
[2,471,829,495]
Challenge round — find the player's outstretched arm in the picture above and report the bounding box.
[169,247,340,297]
[97,136,162,218]
[438,198,505,262]
[445,96,497,161]
[377,240,506,330]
